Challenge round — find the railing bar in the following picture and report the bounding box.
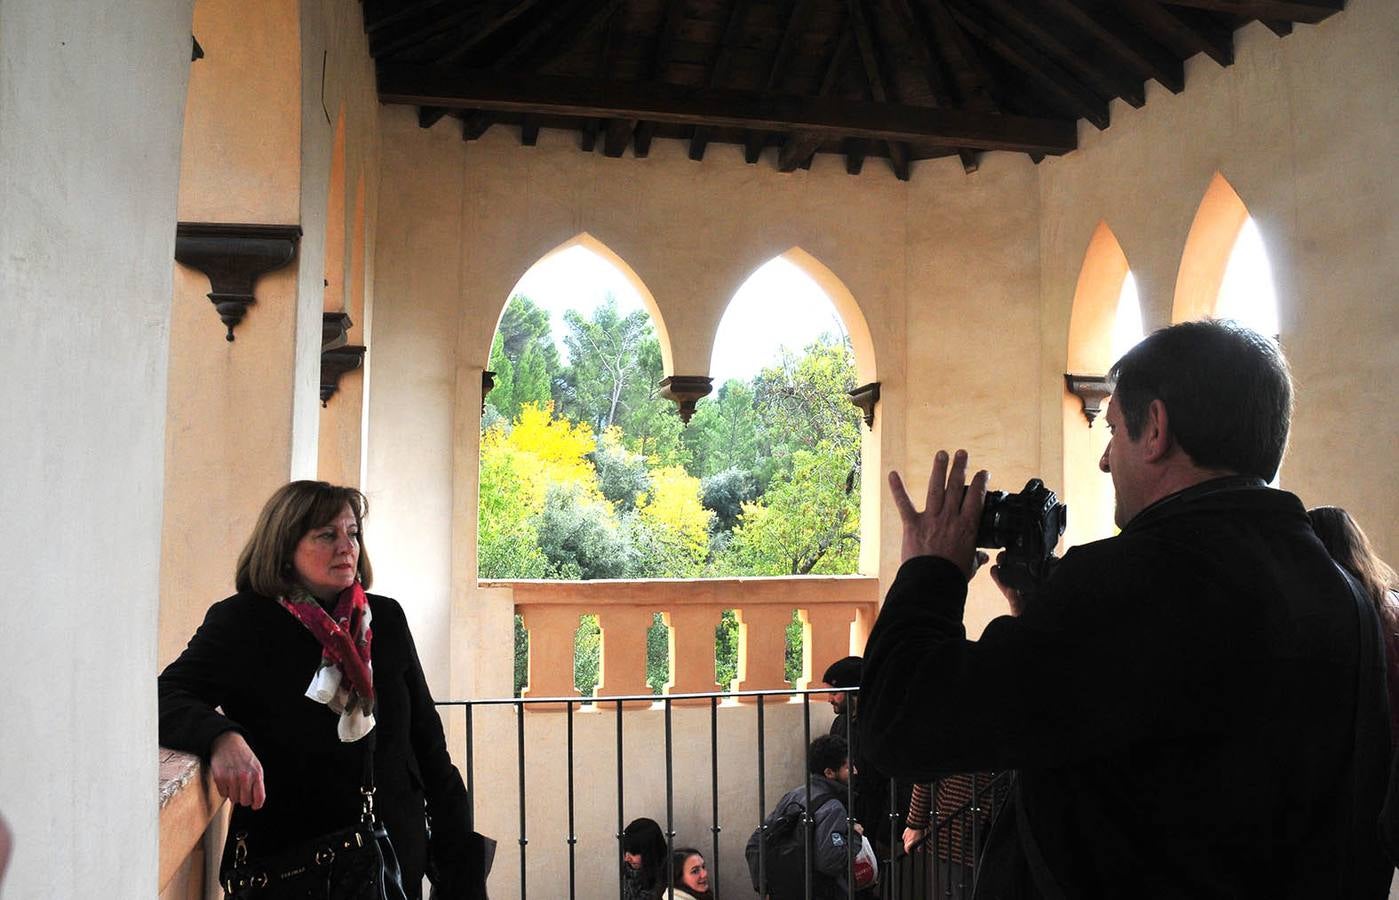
[465,702,476,834]
[665,696,675,900]
[710,694,721,900]
[888,778,899,900]
[566,699,577,900]
[516,701,528,900]
[845,698,855,899]
[757,694,767,896]
[616,698,625,900]
[803,692,813,900]
[434,684,858,706]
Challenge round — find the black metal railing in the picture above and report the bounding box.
[437,686,1009,899]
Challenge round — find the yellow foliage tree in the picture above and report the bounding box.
[637,465,712,575]
[486,402,599,509]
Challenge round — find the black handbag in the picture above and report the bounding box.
[221,732,409,900]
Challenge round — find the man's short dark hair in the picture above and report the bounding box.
[1108,319,1292,481]
[809,733,848,776]
[822,656,862,688]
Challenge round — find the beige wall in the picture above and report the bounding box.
[158,0,382,668]
[1038,0,1399,560]
[368,111,1048,688]
[0,0,194,895]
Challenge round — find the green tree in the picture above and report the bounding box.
[535,483,629,579]
[751,335,861,486]
[486,296,560,421]
[683,379,762,478]
[700,467,759,533]
[558,296,655,431]
[591,428,651,513]
[722,447,861,575]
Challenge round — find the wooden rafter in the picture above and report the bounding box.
[1118,0,1233,67]
[778,31,853,172]
[849,0,910,180]
[887,0,978,172]
[418,106,448,128]
[924,0,1002,113]
[690,0,754,161]
[1038,0,1184,94]
[363,0,447,34]
[633,0,688,158]
[598,3,632,158]
[435,0,552,65]
[1157,0,1342,23]
[977,0,1147,108]
[490,0,612,71]
[744,0,817,165]
[947,0,1110,130]
[378,65,1080,154]
[369,3,468,58]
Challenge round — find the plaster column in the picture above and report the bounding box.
[0,1,193,895]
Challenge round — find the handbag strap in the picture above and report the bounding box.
[359,723,379,826]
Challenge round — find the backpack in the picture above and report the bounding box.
[745,787,845,900]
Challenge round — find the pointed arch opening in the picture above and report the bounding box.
[1173,173,1279,339]
[1064,222,1142,547]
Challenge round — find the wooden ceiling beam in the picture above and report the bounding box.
[849,0,910,180]
[363,0,446,34]
[743,0,815,165]
[690,0,754,161]
[947,0,1110,130]
[603,118,636,158]
[371,5,478,59]
[924,0,1001,111]
[418,106,448,129]
[491,0,615,71]
[435,0,552,65]
[844,138,867,175]
[888,0,978,172]
[1157,0,1342,24]
[634,0,688,159]
[520,117,540,146]
[1261,19,1294,36]
[976,0,1147,108]
[377,65,1080,153]
[779,30,852,172]
[1118,0,1234,67]
[1038,0,1184,94]
[461,110,495,141]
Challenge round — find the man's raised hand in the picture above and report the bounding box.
[888,449,988,580]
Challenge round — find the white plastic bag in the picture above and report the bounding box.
[853,832,879,888]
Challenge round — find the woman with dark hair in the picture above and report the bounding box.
[159,481,481,898]
[667,848,712,900]
[1308,505,1399,740]
[621,817,667,900]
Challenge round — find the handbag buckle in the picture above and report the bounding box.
[315,847,336,866]
[360,785,376,825]
[234,832,249,867]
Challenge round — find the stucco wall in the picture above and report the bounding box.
[368,112,1045,690]
[1038,0,1399,559]
[0,0,193,895]
[158,0,382,668]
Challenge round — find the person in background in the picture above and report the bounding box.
[621,817,668,900]
[159,481,481,898]
[667,847,712,900]
[1308,506,1399,741]
[822,655,905,878]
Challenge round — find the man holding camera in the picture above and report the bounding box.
[860,320,1392,897]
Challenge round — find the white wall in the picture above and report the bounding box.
[0,0,192,896]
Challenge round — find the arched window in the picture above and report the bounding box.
[1064,223,1139,547]
[1215,217,1280,340]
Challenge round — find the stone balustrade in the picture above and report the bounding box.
[491,575,880,703]
[158,748,226,900]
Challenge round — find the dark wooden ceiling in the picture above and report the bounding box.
[364,0,1344,180]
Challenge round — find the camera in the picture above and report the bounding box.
[976,478,1067,596]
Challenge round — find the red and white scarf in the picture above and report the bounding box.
[278,582,376,742]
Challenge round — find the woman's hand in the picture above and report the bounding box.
[210,731,266,810]
[902,826,927,854]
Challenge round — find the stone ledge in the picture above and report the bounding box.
[158,748,224,894]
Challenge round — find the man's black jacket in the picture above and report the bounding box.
[860,479,1392,897]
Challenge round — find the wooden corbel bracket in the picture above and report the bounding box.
[658,375,714,424]
[848,382,881,430]
[322,311,353,351]
[174,222,302,341]
[1064,374,1111,426]
[321,345,367,407]
[481,370,497,415]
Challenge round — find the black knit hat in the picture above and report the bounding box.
[821,655,862,688]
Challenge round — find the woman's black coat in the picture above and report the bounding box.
[159,591,472,897]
